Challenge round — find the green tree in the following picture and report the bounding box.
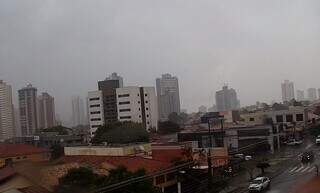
[158,121,181,134]
[256,162,270,174]
[92,122,149,144]
[42,126,70,135]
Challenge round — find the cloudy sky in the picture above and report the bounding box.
[1,0,320,125]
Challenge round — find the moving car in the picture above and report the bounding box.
[301,151,314,163]
[286,139,303,146]
[316,135,320,145]
[248,177,270,192]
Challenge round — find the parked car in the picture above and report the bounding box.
[248,177,270,192]
[286,139,303,146]
[316,136,320,145]
[301,151,314,163]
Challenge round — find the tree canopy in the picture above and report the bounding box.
[168,112,188,125]
[92,121,149,144]
[56,166,159,193]
[41,126,70,135]
[158,121,181,134]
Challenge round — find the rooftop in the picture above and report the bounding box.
[0,144,50,158]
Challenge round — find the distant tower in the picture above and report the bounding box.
[37,92,56,129]
[307,88,317,101]
[296,90,305,101]
[281,80,295,102]
[72,96,85,127]
[0,80,15,141]
[215,85,240,112]
[19,84,38,136]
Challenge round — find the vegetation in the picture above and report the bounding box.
[92,121,149,144]
[158,121,181,134]
[42,126,70,135]
[51,144,64,160]
[256,161,270,174]
[56,166,159,193]
[168,112,188,125]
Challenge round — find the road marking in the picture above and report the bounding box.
[305,144,313,150]
[301,166,311,173]
[295,166,305,173]
[289,166,298,172]
[308,167,315,173]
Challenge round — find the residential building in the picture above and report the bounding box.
[116,87,158,131]
[308,88,317,101]
[215,85,240,112]
[318,89,320,100]
[198,105,207,113]
[37,92,56,129]
[19,84,38,136]
[98,77,122,123]
[0,81,15,141]
[156,74,181,121]
[296,90,305,101]
[88,90,105,136]
[71,96,85,127]
[105,72,124,88]
[281,80,295,102]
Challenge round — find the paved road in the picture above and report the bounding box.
[264,141,320,193]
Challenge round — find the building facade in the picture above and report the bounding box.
[19,84,38,136]
[281,80,295,102]
[307,88,317,101]
[105,72,124,88]
[116,87,158,131]
[296,90,305,101]
[71,96,85,127]
[0,81,15,141]
[156,74,181,121]
[215,86,240,112]
[88,91,105,136]
[37,92,56,129]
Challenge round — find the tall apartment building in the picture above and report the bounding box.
[87,91,105,136]
[281,80,295,102]
[19,84,38,136]
[215,86,240,112]
[296,90,305,101]
[71,96,85,127]
[105,72,124,88]
[318,89,320,100]
[307,88,317,101]
[98,77,122,123]
[37,92,56,129]
[156,74,181,121]
[116,87,158,131]
[0,81,15,141]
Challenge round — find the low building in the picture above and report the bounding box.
[0,144,50,167]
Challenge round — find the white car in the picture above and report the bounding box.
[287,139,303,146]
[248,177,270,192]
[316,136,320,145]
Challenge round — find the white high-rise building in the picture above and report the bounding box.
[105,72,124,88]
[116,87,158,131]
[37,92,56,129]
[281,80,295,102]
[307,88,317,101]
[19,84,38,136]
[318,89,320,100]
[215,86,240,112]
[156,74,181,121]
[0,80,15,141]
[296,90,305,101]
[88,91,105,137]
[71,96,86,127]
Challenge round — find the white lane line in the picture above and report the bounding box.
[289,166,298,172]
[301,166,311,173]
[295,166,305,173]
[305,144,312,150]
[308,167,315,173]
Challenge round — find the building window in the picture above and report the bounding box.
[118,94,130,98]
[90,104,100,108]
[92,125,101,128]
[119,101,130,105]
[145,101,148,104]
[147,121,150,124]
[249,117,255,122]
[138,108,141,111]
[90,111,101,114]
[139,115,142,118]
[276,115,283,123]
[89,97,100,101]
[145,94,148,97]
[120,116,132,119]
[147,114,149,118]
[146,108,149,111]
[138,101,141,104]
[119,109,131,112]
[286,114,293,122]
[296,114,304,122]
[90,118,101,121]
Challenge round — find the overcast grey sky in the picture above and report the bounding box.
[1,0,320,125]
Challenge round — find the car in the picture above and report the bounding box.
[248,177,270,192]
[301,151,314,163]
[316,136,320,145]
[286,139,303,146]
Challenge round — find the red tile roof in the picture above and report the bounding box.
[152,149,185,163]
[18,186,51,193]
[63,155,172,174]
[0,166,15,182]
[0,144,50,158]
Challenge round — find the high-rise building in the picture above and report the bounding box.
[156,74,181,121]
[198,105,207,113]
[307,88,317,101]
[318,89,320,100]
[0,80,15,141]
[296,90,305,101]
[215,86,240,112]
[98,74,122,123]
[105,72,124,88]
[19,84,38,136]
[116,87,158,131]
[72,96,85,127]
[37,92,56,129]
[281,80,295,102]
[87,90,105,137]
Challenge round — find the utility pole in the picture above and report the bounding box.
[207,119,213,191]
